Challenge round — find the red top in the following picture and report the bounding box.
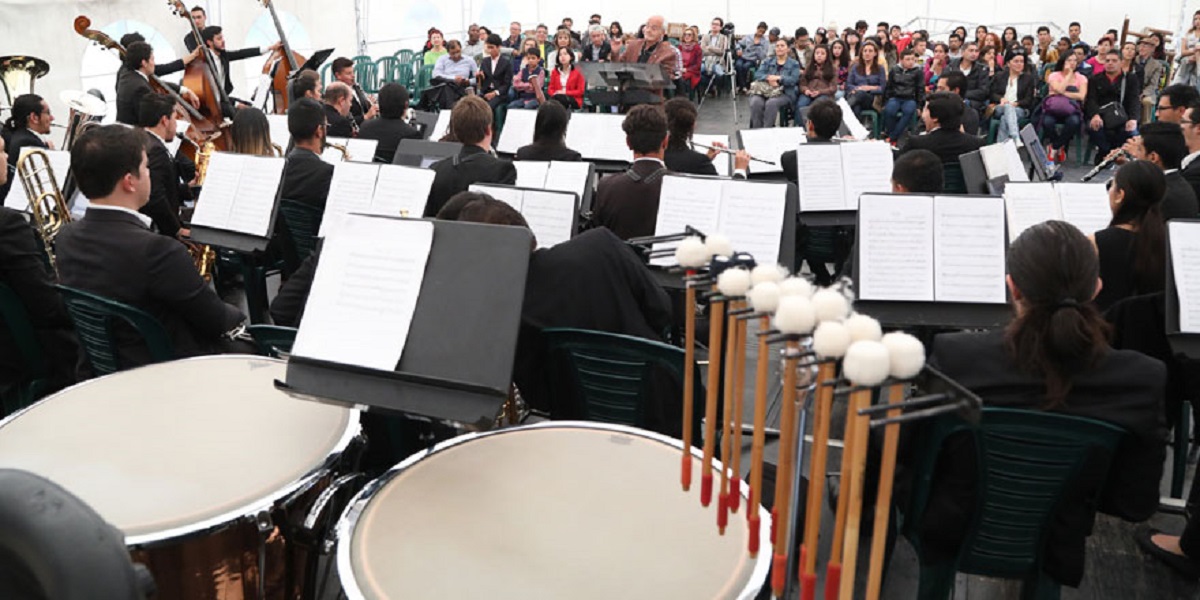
[549,67,586,107]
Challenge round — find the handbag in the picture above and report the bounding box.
[748,80,784,98]
[1041,93,1078,119]
[1097,75,1129,129]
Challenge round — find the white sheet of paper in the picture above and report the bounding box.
[292,216,434,371]
[191,152,284,236]
[566,113,632,162]
[520,190,576,248]
[837,97,871,141]
[839,141,893,210]
[651,176,723,266]
[372,165,437,218]
[429,110,452,143]
[933,196,1007,303]
[1169,221,1200,333]
[1003,182,1060,243]
[979,143,1009,180]
[1055,183,1112,237]
[321,138,347,165]
[543,161,592,203]
[495,108,538,154]
[320,162,382,237]
[1003,140,1029,182]
[249,73,273,110]
[736,127,806,175]
[718,180,788,265]
[795,144,846,211]
[691,133,732,177]
[266,114,291,151]
[858,194,935,301]
[469,184,525,210]
[514,161,551,189]
[344,138,379,163]
[4,148,71,211]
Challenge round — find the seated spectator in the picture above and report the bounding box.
[1086,50,1141,165]
[925,42,950,91]
[1035,27,1059,68]
[899,91,982,164]
[1086,37,1113,74]
[735,22,771,92]
[509,48,546,109]
[356,83,421,164]
[502,21,523,50]
[1021,35,1038,70]
[1135,38,1166,122]
[989,49,1037,143]
[582,25,611,62]
[547,47,585,109]
[424,96,517,217]
[882,49,924,143]
[663,97,721,176]
[935,71,979,135]
[829,40,851,91]
[792,27,813,68]
[948,42,991,115]
[1072,45,1094,77]
[476,34,514,110]
[748,39,800,129]
[554,28,578,57]
[423,29,448,66]
[593,105,670,240]
[845,40,886,119]
[514,101,581,161]
[1091,161,1167,311]
[797,45,838,125]
[678,27,703,97]
[1041,53,1089,164]
[425,40,476,110]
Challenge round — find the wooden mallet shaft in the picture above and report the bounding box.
[837,390,873,600]
[718,300,741,533]
[747,315,771,556]
[864,383,905,600]
[730,311,748,514]
[770,339,801,597]
[799,361,837,600]
[681,276,698,491]
[699,295,726,507]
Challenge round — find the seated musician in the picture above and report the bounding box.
[54,125,247,368]
[115,42,200,126]
[356,83,422,164]
[281,99,334,210]
[913,220,1166,588]
[592,104,671,240]
[662,97,720,176]
[322,82,356,138]
[137,94,193,239]
[514,101,582,161]
[0,94,52,200]
[330,57,378,126]
[289,69,322,103]
[781,97,840,183]
[897,91,983,165]
[118,32,199,78]
[423,96,517,217]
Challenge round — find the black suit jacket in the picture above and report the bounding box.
[2,128,48,199]
[514,141,583,162]
[592,159,671,240]
[920,329,1166,585]
[281,148,335,210]
[1164,170,1200,221]
[324,103,355,138]
[582,41,612,63]
[215,46,263,95]
[899,128,983,165]
[116,69,156,126]
[479,55,514,98]
[349,84,372,125]
[141,131,187,238]
[1085,71,1142,123]
[1181,159,1200,205]
[425,145,518,217]
[664,144,718,177]
[987,71,1038,111]
[948,59,992,103]
[357,117,422,164]
[54,208,244,368]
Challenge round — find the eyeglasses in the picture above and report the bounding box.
[1158,103,1176,112]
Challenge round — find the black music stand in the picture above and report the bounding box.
[188,169,284,254]
[1019,124,1053,182]
[282,218,533,428]
[959,150,1002,196]
[393,139,463,168]
[409,110,440,140]
[1166,219,1200,359]
[579,62,674,107]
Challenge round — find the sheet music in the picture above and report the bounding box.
[1170,221,1200,333]
[837,97,871,140]
[650,176,722,266]
[320,162,382,236]
[249,74,273,110]
[736,127,806,175]
[1055,183,1112,237]
[495,109,537,154]
[691,133,732,177]
[933,196,1007,303]
[4,148,71,211]
[795,144,846,211]
[469,183,524,209]
[717,181,788,265]
[1003,182,1060,243]
[979,142,1009,180]
[858,194,935,301]
[1003,140,1029,183]
[191,152,284,236]
[543,161,592,203]
[320,144,345,165]
[267,114,291,151]
[514,161,551,189]
[372,165,436,218]
[565,113,632,162]
[429,110,452,142]
[839,141,893,210]
[520,190,576,248]
[344,138,379,163]
[292,216,434,371]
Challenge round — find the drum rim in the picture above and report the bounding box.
[0,355,362,547]
[334,420,771,600]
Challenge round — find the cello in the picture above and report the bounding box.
[167,0,232,136]
[258,0,307,113]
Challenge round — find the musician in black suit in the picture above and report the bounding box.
[322,83,356,138]
[899,91,983,165]
[356,83,421,164]
[184,5,207,52]
[477,34,514,110]
[119,32,197,78]
[662,97,718,176]
[137,95,191,239]
[781,98,841,183]
[424,96,517,217]
[593,105,671,240]
[116,42,200,126]
[330,57,377,126]
[1132,122,1200,220]
[0,95,52,199]
[55,125,245,369]
[915,220,1166,588]
[201,26,281,98]
[1180,106,1200,203]
[281,99,335,210]
[514,101,582,161]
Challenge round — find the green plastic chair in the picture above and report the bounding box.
[541,328,704,442]
[393,49,416,66]
[319,63,331,85]
[352,55,379,94]
[375,56,401,85]
[246,325,297,358]
[986,115,1031,145]
[943,163,968,194]
[414,65,434,97]
[0,282,50,415]
[56,285,174,377]
[900,407,1127,600]
[859,109,882,140]
[277,200,324,265]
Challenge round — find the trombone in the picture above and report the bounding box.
[16,149,71,272]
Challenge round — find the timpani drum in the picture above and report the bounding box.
[0,356,361,599]
[337,421,770,600]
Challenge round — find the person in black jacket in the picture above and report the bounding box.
[322,83,356,138]
[899,91,982,165]
[200,26,280,99]
[948,42,991,112]
[137,94,190,239]
[477,34,514,110]
[424,96,517,217]
[1129,122,1200,220]
[1,95,52,200]
[329,57,377,126]
[592,104,671,240]
[1179,105,1200,202]
[120,32,197,78]
[1085,50,1141,165]
[582,25,612,62]
[1092,161,1167,311]
[661,97,718,176]
[281,99,335,210]
[514,100,582,161]
[988,50,1037,143]
[115,42,200,127]
[356,83,421,164]
[882,49,924,143]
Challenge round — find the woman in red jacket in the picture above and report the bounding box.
[678,27,703,96]
[548,47,586,109]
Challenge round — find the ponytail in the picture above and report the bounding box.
[4,94,42,134]
[1110,160,1167,294]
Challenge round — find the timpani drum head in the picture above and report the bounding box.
[338,422,769,600]
[0,356,358,545]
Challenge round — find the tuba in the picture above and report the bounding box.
[0,55,49,108]
[17,149,71,272]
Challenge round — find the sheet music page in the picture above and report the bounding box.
[3,148,70,211]
[429,110,452,142]
[933,196,1007,303]
[691,133,732,177]
[736,127,806,175]
[718,181,787,265]
[345,138,379,163]
[1055,183,1112,237]
[544,161,592,203]
[468,184,525,211]
[1003,182,1060,243]
[795,144,846,211]
[224,155,285,236]
[249,74,273,109]
[1003,140,1029,182]
[839,141,893,209]
[514,161,551,189]
[319,162,381,237]
[292,216,434,371]
[266,114,291,150]
[495,108,537,154]
[650,175,722,266]
[837,97,871,140]
[1169,221,1200,333]
[373,165,437,218]
[979,143,1009,180]
[3,173,25,210]
[566,113,633,162]
[520,190,576,248]
[191,151,243,231]
[858,194,935,301]
[321,137,348,165]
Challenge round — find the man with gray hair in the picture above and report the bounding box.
[618,15,677,97]
[582,25,612,62]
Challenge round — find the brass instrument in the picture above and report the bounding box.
[17,149,71,272]
[272,143,284,157]
[193,138,216,187]
[0,55,49,108]
[324,141,350,161]
[186,241,217,282]
[58,89,107,151]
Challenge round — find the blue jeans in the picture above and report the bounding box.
[734,57,757,89]
[508,97,539,109]
[1041,112,1082,151]
[993,104,1028,143]
[882,97,917,140]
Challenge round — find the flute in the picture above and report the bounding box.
[689,141,777,166]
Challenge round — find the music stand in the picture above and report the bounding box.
[959,150,1002,196]
[393,139,463,168]
[1166,219,1200,359]
[579,62,675,107]
[409,110,440,140]
[1019,124,1052,181]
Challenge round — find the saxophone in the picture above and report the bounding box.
[187,135,217,281]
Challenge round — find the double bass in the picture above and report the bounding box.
[167,0,232,138]
[259,0,307,113]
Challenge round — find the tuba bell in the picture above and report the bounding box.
[0,56,50,108]
[17,149,71,272]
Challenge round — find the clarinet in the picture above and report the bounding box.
[1081,150,1130,182]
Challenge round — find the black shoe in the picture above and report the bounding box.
[1136,527,1200,580]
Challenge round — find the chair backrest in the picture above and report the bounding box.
[943,162,968,194]
[352,55,379,93]
[393,49,416,66]
[245,325,297,358]
[277,200,324,262]
[0,282,48,381]
[415,65,434,96]
[541,328,704,441]
[375,56,401,84]
[55,285,174,376]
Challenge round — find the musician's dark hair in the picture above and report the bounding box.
[806,98,841,141]
[486,33,503,47]
[331,57,354,76]
[201,26,222,43]
[532,100,570,144]
[1004,220,1110,409]
[925,91,965,130]
[291,69,321,100]
[1109,160,1167,295]
[663,97,698,149]
[436,191,490,220]
[119,32,146,47]
[190,6,205,14]
[287,98,326,141]
[622,104,667,154]
[71,125,147,200]
[377,83,410,119]
[5,94,44,133]
[1161,84,1200,111]
[229,108,275,157]
[1140,121,1188,169]
[891,150,943,193]
[323,82,352,105]
[137,93,176,128]
[939,71,967,96]
[457,196,530,228]
[449,96,493,145]
[123,42,154,71]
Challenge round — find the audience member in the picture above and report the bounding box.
[748,39,800,129]
[700,18,729,91]
[1042,53,1089,164]
[735,22,771,91]
[356,83,421,164]
[796,44,838,125]
[1086,50,1141,165]
[845,40,886,119]
[678,27,703,96]
[582,25,612,62]
[989,49,1037,143]
[509,48,546,109]
[618,15,677,89]
[423,29,448,65]
[1135,39,1166,123]
[925,42,949,91]
[1092,161,1166,311]
[425,96,516,217]
[882,49,924,143]
[502,21,524,50]
[514,101,581,161]
[593,105,670,240]
[477,34,514,110]
[462,24,485,59]
[548,47,585,109]
[427,40,476,109]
